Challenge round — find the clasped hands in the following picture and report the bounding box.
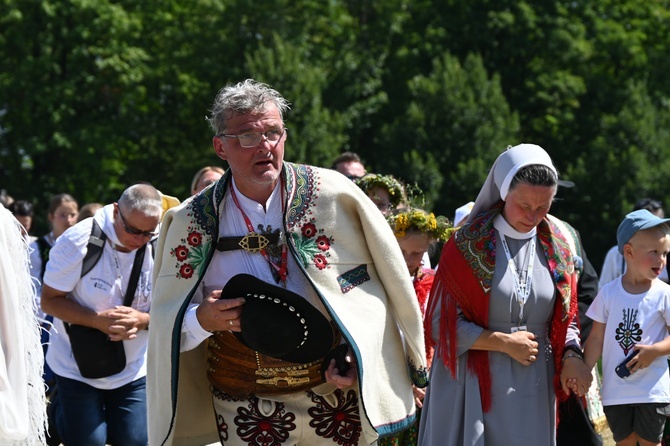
[96,305,149,341]
[561,354,593,397]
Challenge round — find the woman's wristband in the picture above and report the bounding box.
[562,352,583,363]
[563,344,584,358]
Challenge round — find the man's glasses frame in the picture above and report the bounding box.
[218,128,287,148]
[118,208,158,238]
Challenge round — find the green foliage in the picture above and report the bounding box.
[377,52,519,216]
[245,37,346,167]
[558,81,670,261]
[2,0,670,271]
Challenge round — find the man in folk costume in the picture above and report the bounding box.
[147,79,428,446]
[418,144,593,446]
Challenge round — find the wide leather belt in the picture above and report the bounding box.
[216,232,281,253]
[207,327,341,399]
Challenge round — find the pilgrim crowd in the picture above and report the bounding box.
[2,79,670,446]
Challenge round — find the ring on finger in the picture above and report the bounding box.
[229,320,234,326]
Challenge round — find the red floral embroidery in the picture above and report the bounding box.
[316,235,331,251]
[179,263,194,279]
[301,223,317,238]
[235,398,296,445]
[187,231,202,247]
[314,254,328,270]
[173,245,189,261]
[308,389,361,445]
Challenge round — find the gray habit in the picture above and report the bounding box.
[418,232,572,446]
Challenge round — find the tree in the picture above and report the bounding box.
[556,81,670,265]
[376,52,520,216]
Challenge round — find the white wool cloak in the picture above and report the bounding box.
[147,163,428,445]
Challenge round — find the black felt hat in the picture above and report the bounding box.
[221,274,334,364]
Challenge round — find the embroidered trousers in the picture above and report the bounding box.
[211,386,372,445]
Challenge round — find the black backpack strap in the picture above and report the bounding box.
[81,220,108,278]
[78,218,145,306]
[36,236,52,278]
[149,238,157,259]
[123,244,147,307]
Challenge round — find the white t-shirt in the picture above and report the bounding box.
[43,206,154,389]
[587,277,670,405]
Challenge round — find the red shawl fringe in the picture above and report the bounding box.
[425,211,578,414]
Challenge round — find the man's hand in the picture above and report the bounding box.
[196,290,246,332]
[324,350,357,389]
[412,385,426,408]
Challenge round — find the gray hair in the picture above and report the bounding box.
[207,79,290,135]
[118,184,162,218]
[509,164,558,190]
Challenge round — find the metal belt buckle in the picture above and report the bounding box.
[255,369,311,387]
[238,232,269,253]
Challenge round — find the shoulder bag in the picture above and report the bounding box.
[65,243,146,379]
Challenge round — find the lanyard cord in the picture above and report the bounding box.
[500,236,536,323]
[229,183,288,284]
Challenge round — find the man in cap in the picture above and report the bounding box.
[148,79,427,445]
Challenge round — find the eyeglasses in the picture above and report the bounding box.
[375,202,392,213]
[218,128,286,148]
[118,208,158,238]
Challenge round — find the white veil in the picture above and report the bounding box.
[467,144,557,223]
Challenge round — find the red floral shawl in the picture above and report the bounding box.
[424,205,578,412]
[414,268,435,367]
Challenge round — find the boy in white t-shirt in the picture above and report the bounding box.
[581,209,670,446]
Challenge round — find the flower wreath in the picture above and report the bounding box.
[387,208,454,242]
[354,173,407,208]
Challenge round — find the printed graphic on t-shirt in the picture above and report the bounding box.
[135,272,152,312]
[615,308,642,355]
[90,276,113,292]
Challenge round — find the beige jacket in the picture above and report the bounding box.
[147,163,428,445]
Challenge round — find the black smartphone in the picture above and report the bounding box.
[615,350,639,379]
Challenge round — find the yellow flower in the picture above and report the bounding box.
[387,208,453,242]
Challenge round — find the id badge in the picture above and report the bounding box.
[511,326,527,333]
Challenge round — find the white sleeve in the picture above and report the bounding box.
[179,284,211,352]
[586,289,608,324]
[180,304,212,352]
[42,235,83,293]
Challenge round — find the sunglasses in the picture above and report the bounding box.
[118,208,158,238]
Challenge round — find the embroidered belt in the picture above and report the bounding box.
[216,232,281,253]
[207,328,341,399]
